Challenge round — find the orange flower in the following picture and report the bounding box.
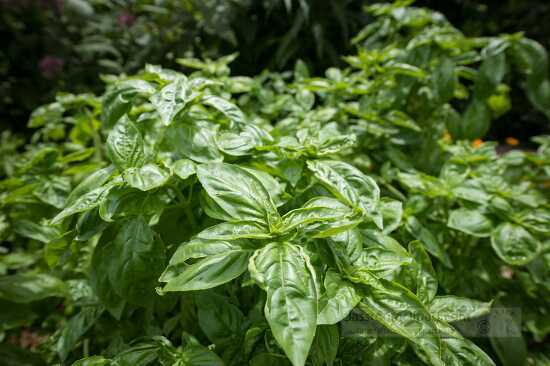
[472,138,483,148]
[505,137,519,146]
[442,131,452,142]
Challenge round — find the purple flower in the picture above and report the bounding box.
[117,11,135,28]
[39,56,64,79]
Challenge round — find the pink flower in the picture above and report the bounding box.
[117,11,135,28]
[39,56,64,79]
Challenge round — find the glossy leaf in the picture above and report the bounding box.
[447,208,493,237]
[409,240,438,304]
[0,273,67,303]
[108,216,165,306]
[491,223,541,265]
[352,271,444,366]
[429,296,492,323]
[123,163,170,191]
[197,163,280,226]
[317,270,361,325]
[161,239,252,292]
[307,160,380,217]
[249,242,318,366]
[106,116,146,170]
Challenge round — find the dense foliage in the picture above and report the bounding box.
[417,0,550,143]
[1,0,364,131]
[1,2,549,366]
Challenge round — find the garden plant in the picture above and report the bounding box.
[0,2,549,365]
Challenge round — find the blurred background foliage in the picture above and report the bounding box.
[417,0,550,144]
[2,0,549,140]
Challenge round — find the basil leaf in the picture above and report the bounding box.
[307,160,380,220]
[281,197,356,233]
[491,223,541,265]
[0,273,67,303]
[57,305,105,361]
[106,116,146,170]
[52,183,116,224]
[447,208,493,237]
[196,292,245,347]
[409,240,438,305]
[352,271,444,366]
[405,216,453,268]
[161,239,252,292]
[318,270,361,325]
[197,163,280,227]
[90,237,126,319]
[202,95,246,125]
[163,121,223,163]
[429,296,492,322]
[171,159,196,180]
[150,77,192,126]
[123,163,170,191]
[197,221,271,240]
[102,80,155,128]
[108,217,166,306]
[249,242,318,366]
[310,324,339,366]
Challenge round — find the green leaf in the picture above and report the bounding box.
[512,38,550,118]
[106,116,146,170]
[352,271,444,366]
[98,187,166,222]
[281,197,357,234]
[405,216,452,268]
[65,0,95,16]
[489,305,527,366]
[90,237,126,319]
[310,324,339,366]
[65,165,115,207]
[434,319,496,366]
[197,163,280,227]
[28,102,63,128]
[197,221,271,241]
[432,57,455,103]
[180,334,225,366]
[429,296,492,322]
[103,80,155,128]
[163,121,223,163]
[0,273,67,303]
[217,125,270,157]
[33,176,71,209]
[123,163,170,191]
[57,305,105,361]
[318,270,361,325]
[409,241,437,304]
[108,217,165,306]
[71,356,113,366]
[150,77,192,126]
[171,159,196,180]
[0,343,47,366]
[447,208,493,237]
[307,160,380,219]
[491,223,541,265]
[202,95,246,125]
[52,183,116,224]
[196,292,245,346]
[460,100,491,140]
[160,239,252,292]
[13,220,60,243]
[378,198,403,234]
[249,242,318,366]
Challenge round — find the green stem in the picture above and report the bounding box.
[83,338,89,357]
[184,204,197,231]
[87,111,103,161]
